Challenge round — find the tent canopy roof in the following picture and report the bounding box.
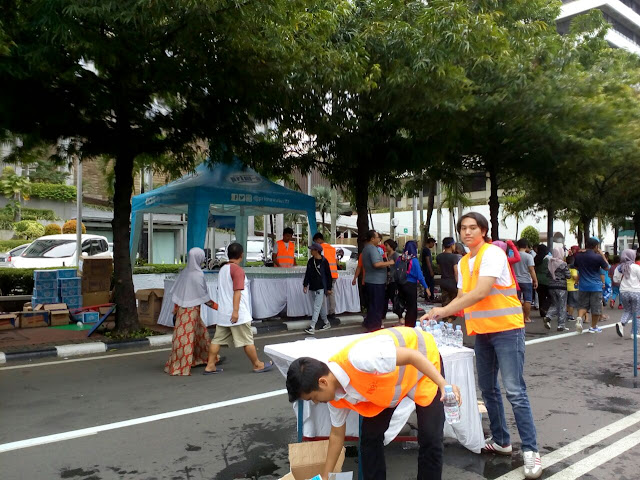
[131,160,315,217]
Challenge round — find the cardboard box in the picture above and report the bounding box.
[23,302,32,311]
[81,276,111,293]
[58,277,82,296]
[0,313,19,330]
[277,441,347,480]
[49,310,70,326]
[80,257,113,275]
[34,287,59,298]
[62,295,83,309]
[56,269,78,279]
[33,270,58,281]
[20,311,49,328]
[31,297,60,308]
[99,305,115,323]
[44,303,68,311]
[34,279,57,290]
[135,289,164,326]
[82,291,111,307]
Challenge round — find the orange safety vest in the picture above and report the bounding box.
[328,327,440,417]
[275,240,295,268]
[460,242,524,336]
[322,243,339,279]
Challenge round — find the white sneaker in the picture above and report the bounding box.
[322,323,331,330]
[483,437,513,455]
[304,327,315,335]
[616,322,625,338]
[523,451,542,479]
[576,316,583,333]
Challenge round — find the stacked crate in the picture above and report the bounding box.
[57,269,82,310]
[32,270,60,306]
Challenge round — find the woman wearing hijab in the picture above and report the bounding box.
[545,247,571,331]
[534,244,551,318]
[164,248,219,376]
[394,241,430,328]
[613,249,640,338]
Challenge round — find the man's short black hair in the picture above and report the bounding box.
[313,232,324,241]
[384,239,397,250]
[227,242,243,260]
[585,237,599,250]
[426,237,436,244]
[283,227,294,236]
[365,229,377,242]
[457,212,491,243]
[286,357,330,403]
[517,239,529,249]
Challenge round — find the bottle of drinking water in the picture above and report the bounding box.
[429,319,437,330]
[443,385,460,424]
[432,323,441,345]
[440,322,447,346]
[446,323,455,347]
[454,325,464,348]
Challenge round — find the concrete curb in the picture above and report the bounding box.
[0,314,372,363]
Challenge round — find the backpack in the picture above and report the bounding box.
[394,257,411,285]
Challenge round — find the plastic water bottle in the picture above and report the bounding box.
[424,325,432,335]
[446,323,454,346]
[430,319,437,329]
[443,385,460,424]
[440,322,447,346]
[454,325,463,348]
[432,324,441,345]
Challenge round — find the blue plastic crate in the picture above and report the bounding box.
[34,279,57,290]
[57,269,78,279]
[32,296,60,307]
[34,287,59,298]
[58,278,82,296]
[71,311,100,324]
[33,270,58,281]
[62,295,83,308]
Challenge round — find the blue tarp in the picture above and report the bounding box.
[129,161,317,264]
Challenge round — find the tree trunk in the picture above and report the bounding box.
[321,211,326,234]
[112,151,140,334]
[582,217,591,244]
[614,226,619,256]
[577,224,583,248]
[547,207,554,247]
[515,217,519,240]
[354,168,370,253]
[425,180,436,235]
[488,167,499,240]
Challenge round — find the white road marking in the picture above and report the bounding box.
[545,427,640,479]
[496,409,640,480]
[56,343,106,356]
[525,323,616,345]
[0,388,287,453]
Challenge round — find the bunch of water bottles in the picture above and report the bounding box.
[419,319,464,348]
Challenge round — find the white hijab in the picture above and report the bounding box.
[171,248,211,307]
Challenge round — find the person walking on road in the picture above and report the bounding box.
[361,230,395,331]
[313,232,339,323]
[613,249,640,338]
[545,246,571,332]
[421,237,436,302]
[513,239,538,324]
[574,237,609,334]
[395,240,430,328]
[165,247,219,376]
[303,243,333,335]
[286,327,461,480]
[383,239,401,321]
[436,237,461,315]
[534,244,551,318]
[204,243,273,374]
[422,212,542,479]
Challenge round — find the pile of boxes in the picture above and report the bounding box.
[32,269,82,309]
[79,257,113,308]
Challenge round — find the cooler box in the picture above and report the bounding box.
[56,269,78,279]
[33,270,58,281]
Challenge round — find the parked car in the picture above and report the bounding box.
[331,244,358,271]
[0,243,31,268]
[12,234,112,268]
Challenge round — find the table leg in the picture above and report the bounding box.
[358,415,363,480]
[297,399,304,442]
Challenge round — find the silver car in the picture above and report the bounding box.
[0,243,31,268]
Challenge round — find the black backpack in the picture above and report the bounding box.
[394,257,410,285]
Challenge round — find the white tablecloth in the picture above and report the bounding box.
[264,332,484,453]
[157,272,361,326]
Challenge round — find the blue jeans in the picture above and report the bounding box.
[475,328,538,452]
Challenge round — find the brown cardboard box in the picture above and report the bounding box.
[99,305,115,323]
[49,310,70,326]
[277,441,346,480]
[83,291,112,307]
[0,313,19,330]
[80,257,113,275]
[23,303,32,312]
[81,276,111,293]
[20,311,49,328]
[44,303,68,311]
[135,289,164,326]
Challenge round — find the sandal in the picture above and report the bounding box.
[203,368,223,375]
[253,361,274,373]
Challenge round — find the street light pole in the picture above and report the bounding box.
[75,158,83,267]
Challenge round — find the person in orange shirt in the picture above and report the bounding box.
[286,327,461,480]
[423,212,541,479]
[273,227,295,267]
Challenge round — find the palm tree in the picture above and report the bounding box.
[442,179,472,240]
[312,185,332,233]
[500,193,530,240]
[0,167,31,222]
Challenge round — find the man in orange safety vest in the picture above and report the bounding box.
[273,227,295,267]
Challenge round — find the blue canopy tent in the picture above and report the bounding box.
[129,161,317,265]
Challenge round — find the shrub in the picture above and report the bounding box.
[521,226,540,247]
[13,220,45,240]
[44,224,62,236]
[29,183,77,203]
[22,208,59,221]
[0,239,31,252]
[62,219,86,234]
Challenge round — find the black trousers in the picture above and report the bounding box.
[398,281,419,328]
[364,283,386,331]
[537,284,551,317]
[384,281,397,319]
[360,360,445,480]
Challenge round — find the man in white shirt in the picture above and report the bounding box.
[286,327,461,480]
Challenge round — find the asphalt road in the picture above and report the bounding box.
[1,310,638,480]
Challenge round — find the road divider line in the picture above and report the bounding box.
[545,427,640,479]
[0,389,287,453]
[55,343,106,357]
[496,409,640,480]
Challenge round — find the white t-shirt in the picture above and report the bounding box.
[613,263,640,292]
[327,336,397,427]
[456,243,513,290]
[216,264,252,326]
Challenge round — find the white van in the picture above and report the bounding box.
[12,234,112,268]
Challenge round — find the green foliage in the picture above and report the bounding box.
[13,220,45,240]
[44,223,62,235]
[29,183,77,202]
[105,327,160,341]
[0,239,31,252]
[0,268,35,295]
[132,264,183,275]
[62,219,86,234]
[0,167,31,221]
[29,159,70,184]
[21,208,58,221]
[521,226,541,247]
